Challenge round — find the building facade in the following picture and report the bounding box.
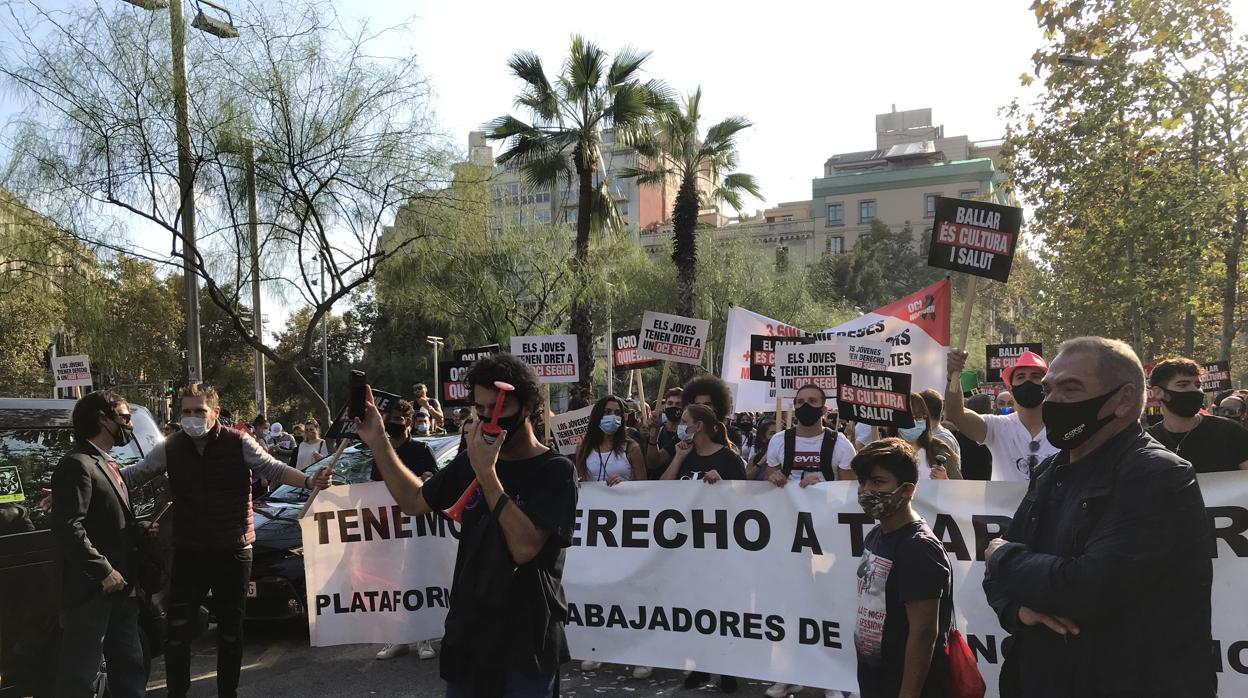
[640,107,1011,269]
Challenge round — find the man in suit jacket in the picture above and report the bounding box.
[50,391,147,698]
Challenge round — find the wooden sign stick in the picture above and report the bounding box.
[298,439,350,518]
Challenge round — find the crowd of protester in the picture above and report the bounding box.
[42,338,1239,698]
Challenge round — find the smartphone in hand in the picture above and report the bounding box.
[348,370,367,420]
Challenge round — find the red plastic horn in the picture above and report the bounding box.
[443,381,515,522]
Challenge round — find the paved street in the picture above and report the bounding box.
[141,622,799,698]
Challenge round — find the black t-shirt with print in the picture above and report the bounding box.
[855,519,953,698]
[419,447,578,690]
[676,446,747,481]
[1147,414,1248,473]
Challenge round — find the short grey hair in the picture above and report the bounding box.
[1056,336,1146,414]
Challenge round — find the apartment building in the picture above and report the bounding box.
[640,107,1012,269]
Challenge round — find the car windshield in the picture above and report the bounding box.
[0,406,163,531]
[263,435,460,505]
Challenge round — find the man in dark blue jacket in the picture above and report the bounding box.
[983,336,1215,698]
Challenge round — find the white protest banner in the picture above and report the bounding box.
[301,481,460,646]
[637,311,711,366]
[302,476,1248,698]
[549,406,594,456]
[51,354,92,389]
[724,279,950,413]
[510,335,580,384]
[774,341,840,399]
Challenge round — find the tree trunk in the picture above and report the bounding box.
[568,153,595,406]
[281,360,331,430]
[1221,203,1245,362]
[671,174,700,383]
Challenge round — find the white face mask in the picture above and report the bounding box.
[181,416,209,438]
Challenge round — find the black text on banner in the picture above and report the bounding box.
[749,334,816,383]
[509,334,580,384]
[637,311,711,366]
[926,197,1024,283]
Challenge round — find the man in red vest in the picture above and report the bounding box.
[120,384,330,698]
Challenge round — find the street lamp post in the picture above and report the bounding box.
[320,254,329,407]
[123,0,239,385]
[219,133,265,415]
[426,336,444,399]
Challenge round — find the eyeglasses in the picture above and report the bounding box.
[1015,439,1041,476]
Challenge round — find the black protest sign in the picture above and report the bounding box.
[834,365,913,428]
[612,329,660,370]
[325,388,403,440]
[985,343,1043,384]
[749,334,816,383]
[439,361,474,407]
[927,197,1023,283]
[453,344,500,363]
[1202,361,1232,393]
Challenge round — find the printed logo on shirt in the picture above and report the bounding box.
[791,452,822,473]
[680,472,707,481]
[855,549,893,664]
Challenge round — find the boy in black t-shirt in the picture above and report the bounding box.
[355,355,577,697]
[1147,358,1248,472]
[851,439,952,698]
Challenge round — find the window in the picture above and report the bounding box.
[534,209,552,224]
[827,203,844,226]
[859,200,876,223]
[826,235,844,255]
[618,201,629,217]
[959,189,977,200]
[925,194,939,218]
[775,246,790,272]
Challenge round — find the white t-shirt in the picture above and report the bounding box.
[765,429,856,482]
[295,439,329,471]
[982,412,1059,482]
[583,447,634,482]
[854,422,875,448]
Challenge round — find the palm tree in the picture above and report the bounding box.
[619,87,762,323]
[486,36,669,404]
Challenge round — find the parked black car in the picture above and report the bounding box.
[0,398,170,698]
[246,435,461,621]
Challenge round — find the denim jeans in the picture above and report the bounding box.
[55,592,146,698]
[445,671,557,698]
[165,547,253,698]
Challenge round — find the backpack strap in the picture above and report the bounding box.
[782,428,797,477]
[819,428,840,482]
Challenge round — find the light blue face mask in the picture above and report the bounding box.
[676,424,694,442]
[600,415,622,435]
[898,423,927,442]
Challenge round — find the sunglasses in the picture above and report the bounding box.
[1015,439,1041,476]
[112,412,133,424]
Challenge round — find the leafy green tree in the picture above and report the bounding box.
[809,220,943,312]
[486,35,670,403]
[619,87,761,381]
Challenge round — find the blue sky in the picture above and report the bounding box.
[5,0,1247,333]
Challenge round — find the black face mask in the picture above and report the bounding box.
[496,410,528,447]
[384,422,408,440]
[794,402,823,427]
[1162,390,1204,419]
[1013,380,1045,409]
[109,419,133,448]
[1042,385,1124,450]
[664,406,683,423]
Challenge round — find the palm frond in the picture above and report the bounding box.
[615,165,672,186]
[507,51,558,122]
[588,178,625,236]
[607,46,651,87]
[565,35,605,102]
[703,116,753,151]
[721,172,762,199]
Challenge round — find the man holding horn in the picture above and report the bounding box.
[354,353,578,698]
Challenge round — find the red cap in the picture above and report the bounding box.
[1004,351,1048,386]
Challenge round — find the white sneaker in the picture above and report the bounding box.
[581,660,602,671]
[375,643,407,660]
[632,665,653,679]
[766,683,803,697]
[416,640,436,660]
